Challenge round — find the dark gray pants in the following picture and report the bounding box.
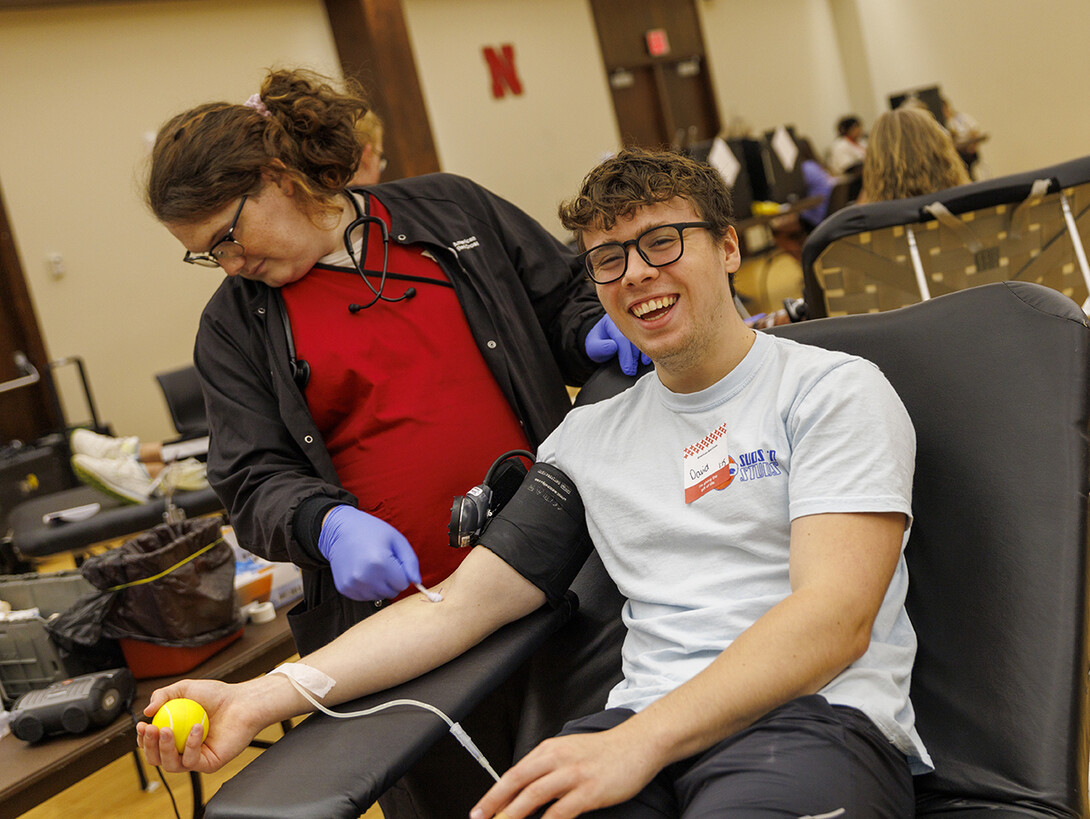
[556,695,915,818]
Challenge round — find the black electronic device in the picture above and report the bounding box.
[726,137,763,217]
[889,85,946,125]
[448,450,534,548]
[0,434,80,530]
[10,667,135,743]
[760,125,807,203]
[689,137,762,219]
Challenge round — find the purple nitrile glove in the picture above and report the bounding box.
[317,505,421,601]
[585,314,651,376]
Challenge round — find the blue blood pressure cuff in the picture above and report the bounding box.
[479,463,592,607]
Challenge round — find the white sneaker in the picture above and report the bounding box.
[154,458,209,495]
[71,453,153,504]
[70,429,139,461]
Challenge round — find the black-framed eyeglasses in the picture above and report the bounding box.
[183,195,248,268]
[579,221,712,284]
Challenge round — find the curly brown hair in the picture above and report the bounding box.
[558,147,734,250]
[146,68,369,225]
[861,106,971,203]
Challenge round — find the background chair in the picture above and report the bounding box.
[154,365,209,442]
[204,282,1090,818]
[801,153,1090,318]
[824,174,858,219]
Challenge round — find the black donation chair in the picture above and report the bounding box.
[7,364,219,559]
[801,153,1090,318]
[205,282,1090,818]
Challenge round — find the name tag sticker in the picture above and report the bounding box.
[683,422,737,504]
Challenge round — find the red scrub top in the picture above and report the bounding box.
[280,196,532,595]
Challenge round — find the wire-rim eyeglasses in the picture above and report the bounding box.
[183,195,249,268]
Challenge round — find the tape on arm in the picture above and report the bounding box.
[478,462,592,606]
[268,662,337,699]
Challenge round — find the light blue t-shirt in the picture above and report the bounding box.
[537,331,932,773]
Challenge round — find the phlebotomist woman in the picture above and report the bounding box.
[145,68,638,818]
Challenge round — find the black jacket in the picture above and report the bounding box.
[193,173,603,653]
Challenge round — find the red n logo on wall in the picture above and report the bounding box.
[483,45,523,98]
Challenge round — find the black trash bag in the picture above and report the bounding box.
[47,588,114,649]
[46,586,125,670]
[59,514,242,648]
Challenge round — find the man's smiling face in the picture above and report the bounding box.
[582,197,745,393]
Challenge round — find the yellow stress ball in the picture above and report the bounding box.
[152,698,209,754]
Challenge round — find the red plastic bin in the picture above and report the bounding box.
[119,628,244,679]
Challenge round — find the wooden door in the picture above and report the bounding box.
[590,0,720,150]
[0,181,64,444]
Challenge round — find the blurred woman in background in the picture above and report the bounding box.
[860,105,971,203]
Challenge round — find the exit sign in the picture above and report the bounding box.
[645,28,671,57]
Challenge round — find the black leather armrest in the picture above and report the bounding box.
[8,485,223,557]
[204,595,577,819]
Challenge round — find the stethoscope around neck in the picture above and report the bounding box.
[343,190,416,312]
[280,189,449,390]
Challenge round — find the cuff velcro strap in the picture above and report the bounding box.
[479,463,592,607]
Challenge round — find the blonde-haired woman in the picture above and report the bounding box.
[859,105,970,203]
[350,109,385,185]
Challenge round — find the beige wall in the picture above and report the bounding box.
[401,0,619,235]
[1,0,1088,443]
[699,0,853,149]
[0,0,342,442]
[700,0,1090,177]
[842,0,1090,178]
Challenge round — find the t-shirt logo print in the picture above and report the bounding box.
[735,449,782,483]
